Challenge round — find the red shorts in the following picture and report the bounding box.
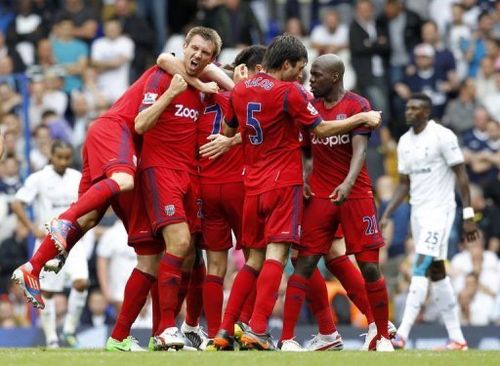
[188,175,202,234]
[79,118,137,195]
[200,181,244,251]
[242,185,303,249]
[140,167,200,235]
[110,179,164,255]
[299,197,384,256]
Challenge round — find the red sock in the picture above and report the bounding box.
[220,264,259,335]
[326,255,374,323]
[60,178,120,223]
[365,277,389,338]
[249,259,283,334]
[111,269,156,341]
[306,268,336,334]
[280,274,307,341]
[29,224,83,276]
[151,279,160,336]
[203,274,224,338]
[185,260,206,327]
[174,272,191,317]
[239,285,256,324]
[158,253,183,332]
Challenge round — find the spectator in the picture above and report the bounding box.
[41,110,72,144]
[443,78,477,135]
[5,0,45,67]
[470,183,500,251]
[54,0,99,44]
[135,0,168,54]
[91,18,134,104]
[80,289,115,327]
[476,56,497,101]
[198,0,263,49]
[462,106,498,187]
[461,11,493,77]
[482,61,500,118]
[113,0,155,81]
[51,15,88,93]
[0,31,26,73]
[41,72,68,117]
[446,2,472,81]
[0,82,22,115]
[310,8,349,56]
[377,0,422,84]
[0,219,28,295]
[457,272,496,325]
[29,124,52,172]
[69,91,93,150]
[80,67,109,115]
[0,297,16,328]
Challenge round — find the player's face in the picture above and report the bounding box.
[309,64,332,98]
[183,35,216,76]
[405,99,429,126]
[282,59,306,82]
[51,147,73,174]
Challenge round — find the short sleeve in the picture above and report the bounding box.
[349,95,372,136]
[139,69,170,111]
[227,92,239,128]
[439,128,464,166]
[15,174,40,204]
[215,92,235,126]
[397,140,410,175]
[285,84,322,129]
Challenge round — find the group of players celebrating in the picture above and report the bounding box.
[11,25,476,352]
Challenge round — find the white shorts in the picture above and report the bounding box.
[411,205,455,261]
[37,232,91,293]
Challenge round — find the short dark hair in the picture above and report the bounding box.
[263,34,308,71]
[54,14,74,25]
[51,140,73,154]
[233,45,266,71]
[409,93,432,109]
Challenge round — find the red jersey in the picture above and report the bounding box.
[138,70,203,172]
[309,91,373,199]
[230,73,321,195]
[99,66,159,132]
[197,92,243,184]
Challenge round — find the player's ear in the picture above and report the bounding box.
[255,64,263,72]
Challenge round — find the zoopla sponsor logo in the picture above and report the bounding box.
[311,134,350,147]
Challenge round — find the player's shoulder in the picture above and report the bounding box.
[343,91,370,109]
[429,120,457,139]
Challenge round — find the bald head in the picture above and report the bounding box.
[313,54,345,78]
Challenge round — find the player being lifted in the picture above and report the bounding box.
[380,94,478,350]
[279,54,393,352]
[213,34,382,350]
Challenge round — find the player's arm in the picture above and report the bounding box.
[157,53,233,93]
[134,74,188,134]
[330,134,368,204]
[312,110,382,137]
[199,132,241,160]
[379,174,410,228]
[451,163,479,242]
[11,200,45,240]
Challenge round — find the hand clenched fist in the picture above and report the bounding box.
[169,74,188,96]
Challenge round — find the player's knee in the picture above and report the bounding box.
[72,279,89,292]
[428,260,446,281]
[110,172,134,192]
[294,255,320,278]
[359,262,381,282]
[207,261,227,277]
[136,255,161,276]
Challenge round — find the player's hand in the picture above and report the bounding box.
[168,74,188,96]
[200,81,220,94]
[199,134,233,159]
[303,183,315,199]
[462,219,479,242]
[233,64,249,83]
[329,181,352,205]
[379,216,389,230]
[360,111,382,128]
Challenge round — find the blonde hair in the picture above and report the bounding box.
[185,26,222,58]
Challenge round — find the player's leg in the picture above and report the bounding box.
[428,260,467,349]
[204,249,227,339]
[60,279,88,348]
[40,290,59,348]
[356,249,393,352]
[107,250,162,352]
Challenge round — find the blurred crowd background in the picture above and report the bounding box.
[0,0,499,332]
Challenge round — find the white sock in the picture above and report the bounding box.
[40,297,58,344]
[397,276,429,339]
[63,288,88,335]
[431,277,466,343]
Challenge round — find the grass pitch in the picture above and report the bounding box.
[1,349,499,366]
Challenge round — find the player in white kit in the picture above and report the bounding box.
[380,94,478,350]
[11,141,91,348]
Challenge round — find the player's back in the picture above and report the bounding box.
[99,65,160,132]
[231,73,320,194]
[198,92,243,183]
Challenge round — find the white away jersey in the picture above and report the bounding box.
[397,120,464,209]
[15,165,81,228]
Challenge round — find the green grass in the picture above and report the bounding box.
[1,349,499,366]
